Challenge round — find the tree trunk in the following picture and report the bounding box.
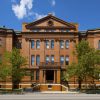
[12,81,20,90]
[78,77,82,90]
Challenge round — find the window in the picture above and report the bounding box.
[51,55,54,63]
[31,40,35,49]
[31,55,35,65]
[46,55,50,64]
[48,85,52,89]
[31,71,34,80]
[60,40,64,49]
[51,40,54,49]
[66,30,70,32]
[51,30,55,32]
[65,40,69,49]
[65,56,69,65]
[45,29,55,32]
[98,40,100,49]
[33,29,40,32]
[16,42,22,49]
[36,55,40,65]
[61,29,65,32]
[45,40,49,49]
[60,56,64,65]
[36,71,39,80]
[36,40,40,49]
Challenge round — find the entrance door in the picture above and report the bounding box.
[46,70,54,83]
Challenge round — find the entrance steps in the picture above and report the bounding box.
[32,83,68,92]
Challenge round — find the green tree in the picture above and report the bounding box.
[67,40,100,90]
[5,48,27,89]
[0,55,11,88]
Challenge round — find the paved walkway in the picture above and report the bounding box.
[0,94,100,100]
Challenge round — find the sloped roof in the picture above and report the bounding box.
[26,14,76,29]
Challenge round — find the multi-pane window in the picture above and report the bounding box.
[46,55,50,64]
[31,55,35,65]
[65,56,69,65]
[51,40,54,49]
[65,40,69,49]
[36,70,39,80]
[31,40,35,49]
[45,40,49,49]
[60,56,64,65]
[51,55,54,63]
[36,40,40,49]
[98,40,100,49]
[60,40,64,49]
[36,55,40,65]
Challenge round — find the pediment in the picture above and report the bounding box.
[25,14,76,30]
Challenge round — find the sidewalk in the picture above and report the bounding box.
[25,91,79,94]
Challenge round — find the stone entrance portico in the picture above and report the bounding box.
[39,62,61,84]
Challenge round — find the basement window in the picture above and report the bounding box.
[48,85,52,89]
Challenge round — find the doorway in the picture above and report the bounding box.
[46,70,54,83]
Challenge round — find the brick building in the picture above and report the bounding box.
[0,14,100,91]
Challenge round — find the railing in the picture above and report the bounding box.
[46,80,54,83]
[39,62,61,69]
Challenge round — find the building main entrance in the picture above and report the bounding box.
[46,70,54,83]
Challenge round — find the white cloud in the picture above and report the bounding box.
[33,13,47,20]
[11,0,56,20]
[51,0,56,6]
[12,0,33,19]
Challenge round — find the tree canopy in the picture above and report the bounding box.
[67,40,100,89]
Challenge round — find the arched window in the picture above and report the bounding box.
[31,55,35,65]
[65,40,69,49]
[36,55,40,65]
[60,56,64,65]
[51,40,54,49]
[65,56,69,65]
[98,40,100,49]
[36,40,40,49]
[45,40,49,49]
[46,55,50,64]
[60,40,64,49]
[51,55,54,63]
[31,40,35,49]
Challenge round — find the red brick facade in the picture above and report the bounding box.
[0,14,100,91]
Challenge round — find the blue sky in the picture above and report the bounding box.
[0,0,100,31]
